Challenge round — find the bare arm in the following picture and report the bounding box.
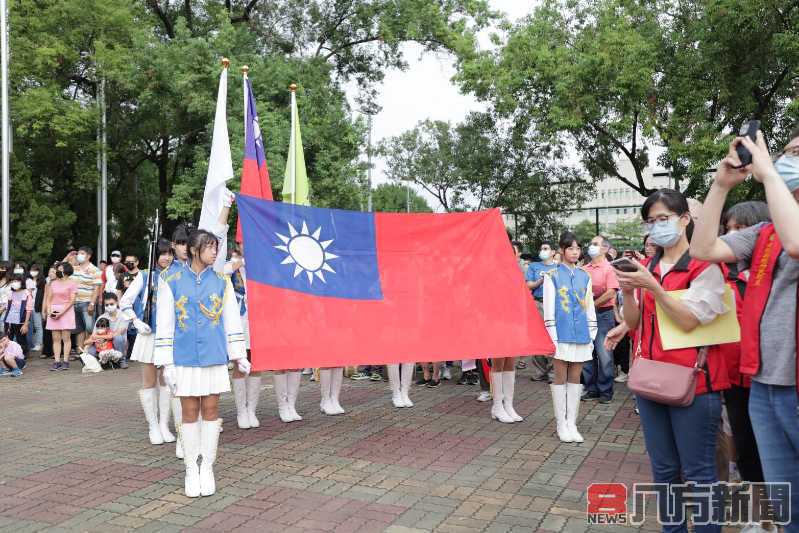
[594,288,616,308]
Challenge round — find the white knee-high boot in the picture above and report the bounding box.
[319,368,333,414]
[329,367,345,415]
[565,383,584,443]
[157,386,176,442]
[490,372,514,423]
[273,373,292,423]
[400,363,415,408]
[199,418,220,497]
[181,421,201,497]
[387,364,404,408]
[286,370,302,421]
[172,397,184,458]
[550,384,572,442]
[139,388,164,445]
[502,371,523,422]
[232,378,250,429]
[246,375,262,428]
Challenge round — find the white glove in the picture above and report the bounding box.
[222,188,235,208]
[162,364,178,395]
[236,358,252,375]
[133,319,152,335]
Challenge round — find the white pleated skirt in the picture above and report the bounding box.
[174,365,231,397]
[130,333,155,364]
[554,342,594,363]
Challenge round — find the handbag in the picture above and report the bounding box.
[626,292,706,407]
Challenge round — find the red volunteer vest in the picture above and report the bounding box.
[717,264,749,388]
[639,251,730,395]
[739,223,799,391]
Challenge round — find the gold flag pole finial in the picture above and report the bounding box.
[289,83,297,92]
[221,57,230,69]
[241,65,249,77]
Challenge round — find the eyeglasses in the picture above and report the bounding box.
[642,214,680,231]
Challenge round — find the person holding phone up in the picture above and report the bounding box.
[691,128,799,533]
[616,188,730,533]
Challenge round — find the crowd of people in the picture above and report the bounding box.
[0,129,797,533]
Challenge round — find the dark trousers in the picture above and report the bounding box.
[613,334,631,373]
[476,359,490,392]
[723,385,764,482]
[5,323,28,354]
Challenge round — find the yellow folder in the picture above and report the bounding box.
[655,286,740,350]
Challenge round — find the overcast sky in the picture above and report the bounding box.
[349,0,536,209]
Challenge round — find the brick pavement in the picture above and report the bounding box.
[0,358,665,532]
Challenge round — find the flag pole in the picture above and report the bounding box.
[288,83,297,203]
[0,0,9,260]
[242,65,249,150]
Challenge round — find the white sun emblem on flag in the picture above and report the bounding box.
[275,221,338,284]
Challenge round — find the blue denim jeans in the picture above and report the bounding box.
[636,393,722,533]
[749,381,799,532]
[582,308,616,398]
[74,302,94,333]
[26,311,43,348]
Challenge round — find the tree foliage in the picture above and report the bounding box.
[8,0,493,264]
[455,0,799,201]
[379,111,593,244]
[371,183,432,213]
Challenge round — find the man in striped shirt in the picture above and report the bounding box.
[66,246,103,356]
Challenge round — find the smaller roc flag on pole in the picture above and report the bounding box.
[198,58,234,273]
[282,83,309,206]
[235,65,273,243]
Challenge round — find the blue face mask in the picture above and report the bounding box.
[774,155,799,193]
[648,217,682,248]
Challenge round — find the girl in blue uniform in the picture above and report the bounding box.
[122,238,176,447]
[154,230,249,498]
[543,231,597,443]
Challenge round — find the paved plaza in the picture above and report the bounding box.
[1,359,658,532]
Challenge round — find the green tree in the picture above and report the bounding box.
[8,0,494,264]
[455,0,799,201]
[605,220,645,251]
[572,220,599,247]
[380,111,593,244]
[371,183,432,212]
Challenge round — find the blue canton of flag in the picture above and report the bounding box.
[236,194,383,300]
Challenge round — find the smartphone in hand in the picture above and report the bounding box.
[735,119,760,168]
[611,257,639,273]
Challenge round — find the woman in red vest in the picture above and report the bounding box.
[617,188,730,533]
[691,130,799,533]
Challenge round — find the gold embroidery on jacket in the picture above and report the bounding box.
[174,296,189,331]
[199,293,224,325]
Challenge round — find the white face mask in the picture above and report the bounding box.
[539,250,551,261]
[110,256,121,264]
[587,245,602,258]
[13,268,23,275]
[105,304,117,312]
[76,253,87,264]
[10,281,21,290]
[29,271,38,278]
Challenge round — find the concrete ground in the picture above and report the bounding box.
[1,358,661,532]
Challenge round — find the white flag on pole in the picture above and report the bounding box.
[198,66,233,273]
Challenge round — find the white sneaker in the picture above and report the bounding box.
[401,391,414,408]
[614,371,628,383]
[392,393,405,408]
[476,391,492,402]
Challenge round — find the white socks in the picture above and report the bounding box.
[233,376,263,429]
[388,364,404,408]
[320,368,345,415]
[400,363,414,407]
[246,375,261,427]
[501,371,523,422]
[139,388,164,445]
[490,372,514,423]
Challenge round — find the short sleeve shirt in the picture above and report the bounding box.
[583,261,620,308]
[97,311,130,334]
[526,262,558,299]
[721,222,799,386]
[70,263,102,303]
[2,340,23,360]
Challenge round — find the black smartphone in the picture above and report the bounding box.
[735,119,760,168]
[610,257,639,273]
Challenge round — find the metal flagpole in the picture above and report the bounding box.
[288,84,297,202]
[367,114,373,212]
[1,0,9,260]
[100,76,107,260]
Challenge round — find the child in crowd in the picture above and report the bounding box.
[0,330,25,377]
[84,317,123,365]
[4,273,33,354]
